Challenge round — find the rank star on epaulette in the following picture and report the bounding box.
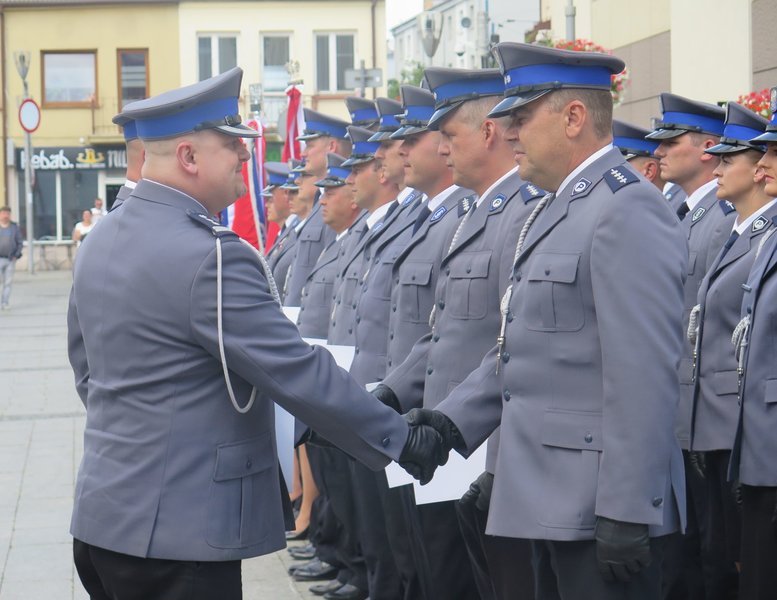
[753,215,769,233]
[691,207,706,222]
[429,205,448,223]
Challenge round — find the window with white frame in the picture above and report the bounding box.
[262,35,290,92]
[197,34,238,81]
[315,33,355,92]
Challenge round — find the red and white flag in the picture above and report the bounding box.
[282,84,306,162]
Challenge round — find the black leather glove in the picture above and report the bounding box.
[405,408,466,453]
[595,517,651,583]
[373,384,401,413]
[688,451,707,479]
[460,471,494,512]
[398,424,449,485]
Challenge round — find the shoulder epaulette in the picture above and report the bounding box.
[603,166,640,193]
[519,182,545,204]
[187,209,238,238]
[458,195,476,216]
[719,200,736,216]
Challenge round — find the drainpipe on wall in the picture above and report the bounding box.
[1,7,7,208]
[371,0,377,99]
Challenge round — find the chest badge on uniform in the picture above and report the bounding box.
[429,205,448,223]
[490,194,506,211]
[572,178,591,195]
[752,215,769,233]
[691,207,706,222]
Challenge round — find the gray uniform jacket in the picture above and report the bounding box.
[297,213,366,340]
[690,206,777,452]
[111,184,135,211]
[730,217,777,486]
[665,183,687,213]
[67,180,410,562]
[283,203,337,306]
[677,188,736,449]
[385,191,471,372]
[328,192,421,345]
[268,225,298,299]
[349,197,427,385]
[435,149,688,542]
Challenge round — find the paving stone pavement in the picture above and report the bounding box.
[0,270,319,599]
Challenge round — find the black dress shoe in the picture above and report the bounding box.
[293,559,337,581]
[289,545,317,560]
[288,542,314,554]
[309,579,344,596]
[285,526,309,541]
[288,557,318,576]
[323,583,368,600]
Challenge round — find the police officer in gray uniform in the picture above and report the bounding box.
[612,120,665,191]
[647,93,734,600]
[377,66,539,600]
[284,110,349,305]
[345,96,379,129]
[730,87,777,599]
[686,101,773,600]
[405,42,688,600]
[67,67,443,600]
[109,113,143,211]
[297,153,364,340]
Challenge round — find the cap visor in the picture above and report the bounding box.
[645,128,687,141]
[297,132,324,141]
[427,103,460,131]
[488,90,551,118]
[705,142,752,156]
[368,130,398,142]
[751,131,777,143]
[314,177,345,188]
[341,155,375,167]
[213,123,262,138]
[389,124,428,140]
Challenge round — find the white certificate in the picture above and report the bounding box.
[412,444,487,505]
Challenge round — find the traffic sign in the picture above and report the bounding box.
[19,98,40,133]
[344,67,383,90]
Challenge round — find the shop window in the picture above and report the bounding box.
[42,51,97,107]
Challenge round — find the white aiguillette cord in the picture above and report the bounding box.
[215,237,283,414]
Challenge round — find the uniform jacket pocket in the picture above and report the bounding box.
[712,370,739,396]
[398,261,434,323]
[524,253,584,332]
[448,251,491,320]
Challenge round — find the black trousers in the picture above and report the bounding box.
[739,485,777,600]
[73,539,241,600]
[533,536,666,600]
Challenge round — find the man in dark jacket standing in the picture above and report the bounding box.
[0,206,24,310]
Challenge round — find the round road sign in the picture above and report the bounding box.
[19,98,41,133]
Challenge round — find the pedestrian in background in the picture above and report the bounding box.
[0,206,23,310]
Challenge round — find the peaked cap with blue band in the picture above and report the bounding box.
[118,67,259,140]
[342,126,380,167]
[751,87,777,143]
[280,159,303,190]
[297,108,350,141]
[706,101,768,155]
[112,109,139,142]
[368,97,404,142]
[261,161,291,196]
[390,86,436,140]
[612,120,658,159]
[345,97,379,128]
[646,92,726,140]
[488,42,625,118]
[315,153,351,188]
[424,67,505,130]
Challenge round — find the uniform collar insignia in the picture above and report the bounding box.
[571,177,592,196]
[691,207,706,222]
[519,182,545,203]
[752,215,769,233]
[429,205,448,223]
[490,194,506,211]
[718,200,736,215]
[402,191,418,206]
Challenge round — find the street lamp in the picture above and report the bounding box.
[14,50,35,274]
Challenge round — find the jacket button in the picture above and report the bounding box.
[387,360,392,366]
[466,266,471,273]
[584,433,593,443]
[395,277,399,284]
[392,305,397,312]
[382,437,391,447]
[355,347,359,354]
[652,497,663,507]
[348,328,352,334]
[438,300,445,309]
[433,334,440,342]
[503,389,511,401]
[389,333,394,340]
[515,273,521,281]
[245,458,253,470]
[356,316,361,323]
[445,267,450,275]
[501,352,510,363]
[427,367,433,375]
[545,267,550,275]
[506,311,513,323]
[411,275,416,280]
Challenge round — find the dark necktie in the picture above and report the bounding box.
[386,201,399,218]
[720,230,740,260]
[357,221,370,241]
[412,204,432,234]
[676,201,690,221]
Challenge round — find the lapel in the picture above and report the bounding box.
[399,188,473,263]
[515,148,623,268]
[443,173,523,264]
[306,236,342,279]
[686,187,720,235]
